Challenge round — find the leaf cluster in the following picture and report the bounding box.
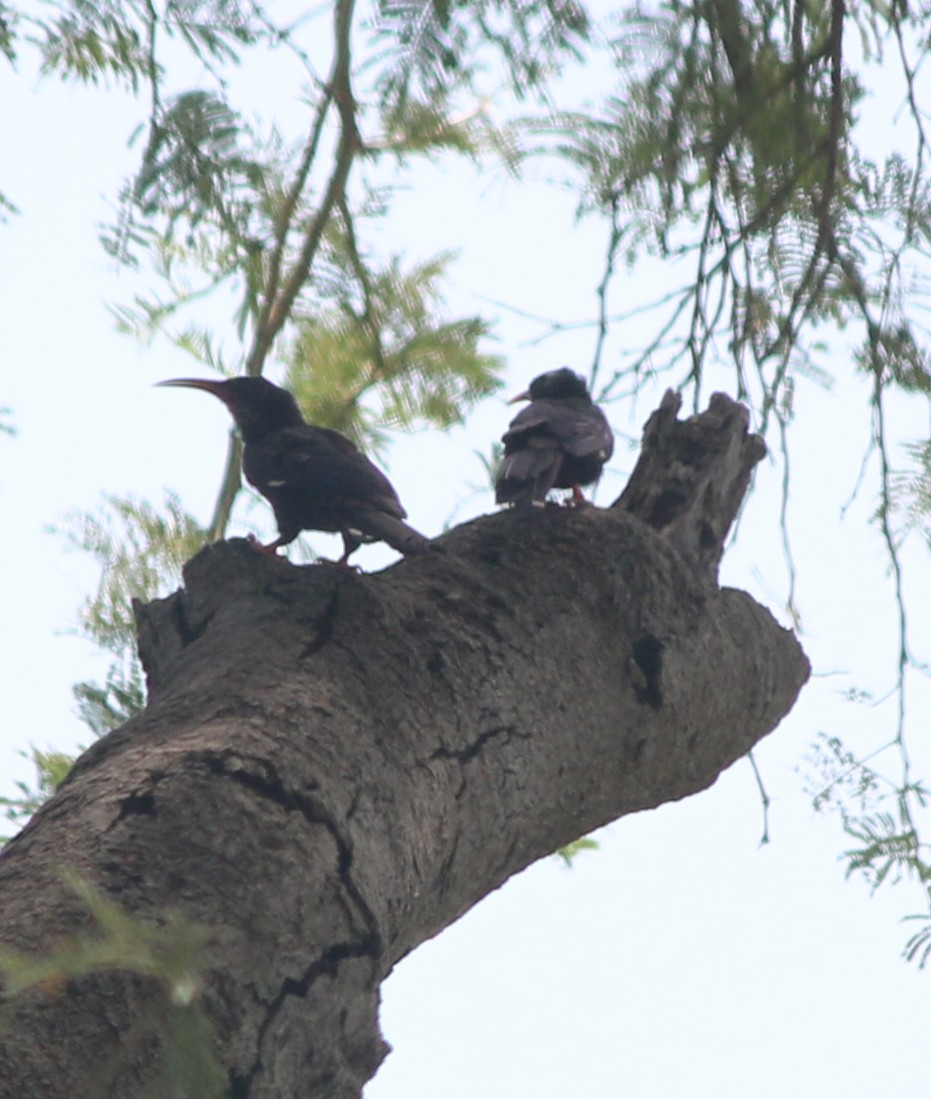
[133,90,268,241]
[0,874,224,1096]
[805,732,931,967]
[55,491,206,734]
[500,0,931,446]
[373,0,592,106]
[17,0,262,90]
[556,836,598,865]
[889,440,931,546]
[288,247,502,448]
[0,747,75,840]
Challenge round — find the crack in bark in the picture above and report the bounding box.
[232,939,376,1099]
[195,751,382,958]
[429,724,522,766]
[299,583,342,658]
[193,750,387,1096]
[173,588,209,648]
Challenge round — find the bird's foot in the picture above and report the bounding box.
[567,485,590,507]
[246,533,283,556]
[334,554,362,572]
[308,552,361,571]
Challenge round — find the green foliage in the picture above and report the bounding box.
[903,914,931,969]
[0,3,16,63]
[855,324,931,394]
[287,249,503,447]
[23,0,263,90]
[843,809,929,892]
[476,440,503,487]
[0,746,76,840]
[55,490,205,733]
[73,668,147,738]
[889,440,931,546]
[0,874,210,996]
[134,90,267,236]
[373,0,592,105]
[0,190,18,223]
[0,874,224,1096]
[39,9,151,88]
[59,490,205,655]
[556,836,598,865]
[805,732,931,967]
[377,97,485,158]
[491,0,931,455]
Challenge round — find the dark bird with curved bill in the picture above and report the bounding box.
[495,367,614,507]
[158,375,432,567]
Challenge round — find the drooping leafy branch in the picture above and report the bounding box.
[520,0,931,962]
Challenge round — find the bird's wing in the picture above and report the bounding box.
[249,426,407,519]
[504,400,614,460]
[558,407,614,460]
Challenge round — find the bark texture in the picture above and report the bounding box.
[0,392,808,1098]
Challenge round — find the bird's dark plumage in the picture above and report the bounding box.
[158,376,431,565]
[495,367,613,507]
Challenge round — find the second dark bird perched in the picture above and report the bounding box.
[158,376,431,566]
[495,367,614,507]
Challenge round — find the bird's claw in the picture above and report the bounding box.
[246,533,281,556]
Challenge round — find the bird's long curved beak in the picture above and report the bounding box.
[156,378,230,405]
[508,389,530,405]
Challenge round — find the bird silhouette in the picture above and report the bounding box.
[159,376,431,566]
[495,368,613,507]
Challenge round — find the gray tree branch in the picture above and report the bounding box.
[0,393,808,1098]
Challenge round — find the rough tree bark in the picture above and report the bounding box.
[0,392,808,1098]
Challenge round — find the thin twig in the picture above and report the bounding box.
[589,194,623,392]
[747,749,771,846]
[208,0,360,539]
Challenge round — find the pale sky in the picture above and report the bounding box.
[2,14,930,1097]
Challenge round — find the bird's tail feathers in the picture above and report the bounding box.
[495,450,560,506]
[357,512,433,556]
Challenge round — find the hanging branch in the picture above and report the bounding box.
[207,0,361,541]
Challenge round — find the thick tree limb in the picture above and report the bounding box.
[0,393,808,1098]
[615,389,766,583]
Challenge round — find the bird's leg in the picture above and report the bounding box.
[336,531,363,569]
[569,484,589,507]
